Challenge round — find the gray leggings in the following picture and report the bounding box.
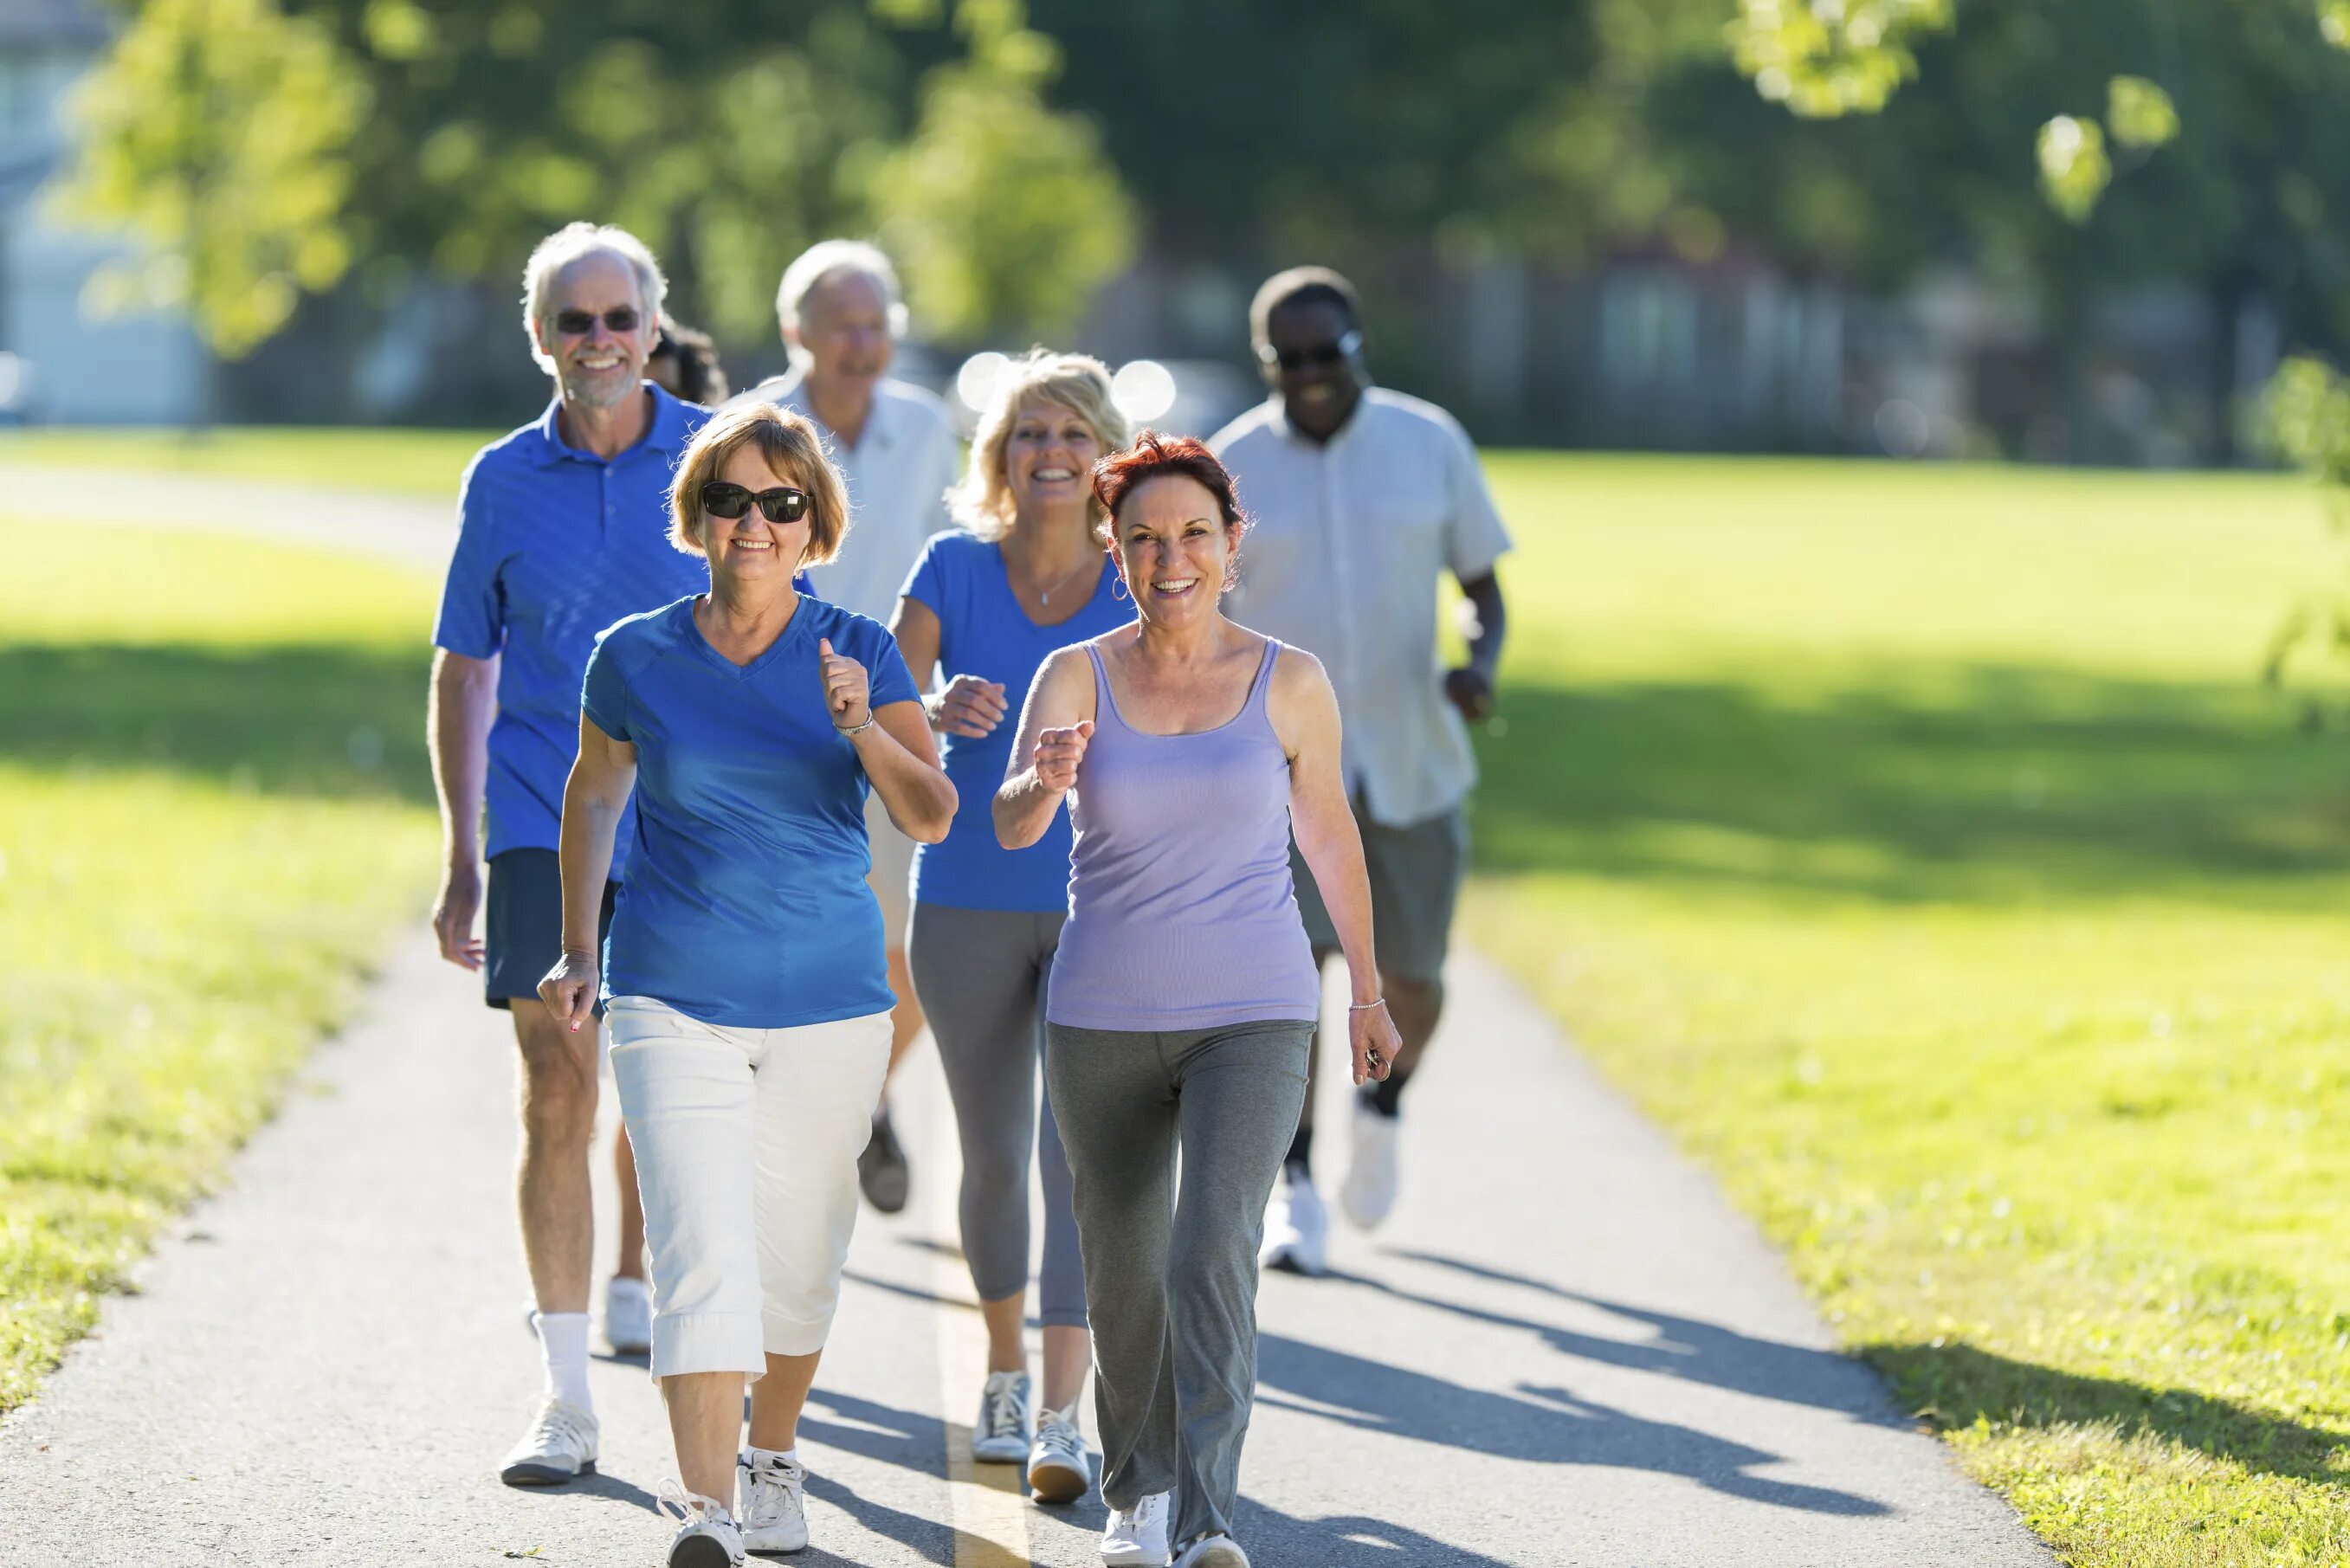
[907,902,1086,1327]
[1044,1017,1312,1546]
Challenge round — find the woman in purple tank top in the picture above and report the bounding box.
[994,432,1398,1568]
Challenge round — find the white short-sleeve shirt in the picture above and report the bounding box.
[730,373,961,623]
[1211,388,1512,826]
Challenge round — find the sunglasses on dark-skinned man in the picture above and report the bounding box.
[553,306,642,336]
[700,481,811,524]
[1256,328,1362,372]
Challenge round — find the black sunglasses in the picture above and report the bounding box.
[1257,328,1361,372]
[553,306,642,336]
[700,481,811,524]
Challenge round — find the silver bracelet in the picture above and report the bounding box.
[1349,997,1387,1011]
[835,711,876,737]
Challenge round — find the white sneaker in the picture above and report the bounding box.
[1340,1096,1402,1231]
[972,1369,1033,1463]
[1101,1490,1172,1565]
[1172,1534,1249,1568]
[1258,1167,1327,1276]
[604,1274,653,1356]
[1026,1399,1090,1503]
[498,1395,598,1486]
[658,1481,746,1567]
[736,1449,810,1553]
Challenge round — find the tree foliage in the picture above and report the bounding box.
[52,0,367,359]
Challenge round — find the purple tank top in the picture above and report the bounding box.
[1045,638,1320,1031]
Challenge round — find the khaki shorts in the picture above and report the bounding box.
[866,790,914,949]
[1288,797,1466,983]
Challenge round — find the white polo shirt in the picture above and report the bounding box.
[731,373,960,623]
[1211,388,1512,827]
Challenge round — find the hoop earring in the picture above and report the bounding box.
[1112,572,1131,603]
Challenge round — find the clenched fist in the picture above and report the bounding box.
[818,637,871,731]
[1034,719,1094,792]
[929,674,1008,739]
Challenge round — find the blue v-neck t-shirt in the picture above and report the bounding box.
[581,594,920,1028]
[898,532,1135,913]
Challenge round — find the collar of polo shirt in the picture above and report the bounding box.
[527,383,693,468]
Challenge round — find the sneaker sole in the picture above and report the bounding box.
[971,1441,1029,1464]
[500,1457,596,1487]
[1027,1455,1089,1504]
[669,1534,740,1568]
[1182,1545,1248,1568]
[743,1526,809,1554]
[1101,1546,1171,1567]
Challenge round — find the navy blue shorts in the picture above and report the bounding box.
[484,849,617,1010]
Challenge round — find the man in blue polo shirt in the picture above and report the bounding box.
[429,222,713,1487]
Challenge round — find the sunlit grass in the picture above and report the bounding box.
[0,518,437,1413]
[0,425,495,499]
[1466,453,2350,1565]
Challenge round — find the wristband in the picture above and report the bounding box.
[1349,997,1386,1011]
[835,711,876,736]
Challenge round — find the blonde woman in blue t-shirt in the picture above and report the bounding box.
[888,351,1134,1506]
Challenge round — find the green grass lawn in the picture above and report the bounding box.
[0,518,439,1413]
[0,425,498,499]
[1467,454,2350,1567]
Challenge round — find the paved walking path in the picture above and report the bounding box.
[0,475,2056,1565]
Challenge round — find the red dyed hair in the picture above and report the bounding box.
[1088,429,1249,545]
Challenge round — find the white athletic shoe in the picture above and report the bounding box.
[736,1449,810,1553]
[605,1274,653,1356]
[1340,1096,1402,1231]
[972,1369,1034,1463]
[1172,1534,1249,1568]
[1258,1167,1328,1276]
[498,1395,598,1486]
[1026,1399,1090,1503]
[658,1481,746,1567]
[1101,1490,1172,1565]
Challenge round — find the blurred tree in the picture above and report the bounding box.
[52,0,367,376]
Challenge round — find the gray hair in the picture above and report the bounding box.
[521,223,668,372]
[776,239,908,365]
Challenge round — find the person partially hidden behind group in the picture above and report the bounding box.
[539,401,955,1567]
[997,431,1401,1568]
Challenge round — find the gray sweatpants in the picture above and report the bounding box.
[907,902,1086,1327]
[1043,1018,1313,1545]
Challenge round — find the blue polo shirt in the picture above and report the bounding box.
[432,385,712,874]
[583,595,922,1028]
[900,532,1134,913]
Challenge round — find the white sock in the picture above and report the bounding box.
[533,1311,593,1410]
[746,1443,799,1473]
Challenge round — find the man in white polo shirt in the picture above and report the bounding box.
[1211,265,1512,1278]
[729,240,960,1213]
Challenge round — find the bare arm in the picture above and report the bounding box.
[537,713,636,1032]
[427,648,498,969]
[1272,648,1400,1084]
[993,647,1097,850]
[890,595,1008,739]
[817,636,957,842]
[1444,571,1507,721]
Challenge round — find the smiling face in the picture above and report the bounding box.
[700,443,815,588]
[1114,474,1235,629]
[790,268,894,401]
[534,249,656,411]
[1005,399,1106,523]
[1262,297,1365,440]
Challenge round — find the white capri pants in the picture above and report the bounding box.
[605,995,893,1378]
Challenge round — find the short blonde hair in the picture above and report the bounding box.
[669,403,850,565]
[948,350,1131,543]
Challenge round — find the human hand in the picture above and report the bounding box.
[1443,666,1495,722]
[431,858,485,971]
[929,674,1009,739]
[1034,720,1094,793]
[818,638,871,730]
[1349,998,1403,1087]
[537,950,600,1034]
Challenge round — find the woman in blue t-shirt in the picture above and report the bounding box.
[539,402,955,1566]
[889,351,1133,1501]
